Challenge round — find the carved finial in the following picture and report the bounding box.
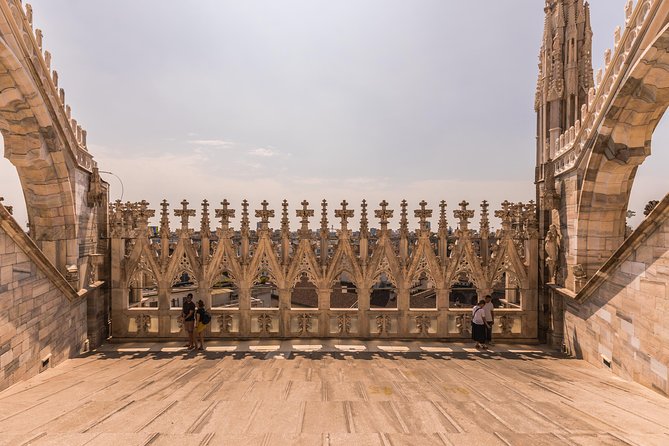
[524,201,538,238]
[25,3,33,27]
[241,199,250,234]
[375,200,393,232]
[65,102,70,118]
[335,199,354,232]
[296,199,314,236]
[136,200,154,228]
[360,199,369,236]
[479,200,490,237]
[200,199,211,238]
[215,199,235,230]
[281,199,289,233]
[52,70,58,88]
[44,50,51,70]
[494,200,514,232]
[320,199,328,234]
[81,129,87,147]
[414,200,432,233]
[160,199,170,237]
[35,28,42,50]
[438,200,448,234]
[255,200,274,231]
[174,199,195,232]
[453,200,474,231]
[399,199,409,235]
[614,26,621,47]
[625,0,633,21]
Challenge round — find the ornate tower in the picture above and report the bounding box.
[535,0,593,180]
[534,0,593,344]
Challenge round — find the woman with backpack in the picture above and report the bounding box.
[195,299,211,350]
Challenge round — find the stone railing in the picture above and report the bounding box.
[553,0,657,175]
[0,1,92,170]
[110,199,539,340]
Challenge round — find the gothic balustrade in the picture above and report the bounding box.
[111,199,539,340]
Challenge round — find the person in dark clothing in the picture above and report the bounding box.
[195,299,208,350]
[182,293,196,350]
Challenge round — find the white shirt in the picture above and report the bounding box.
[483,302,494,322]
[472,306,485,325]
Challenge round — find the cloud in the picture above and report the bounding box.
[248,147,275,157]
[187,139,233,147]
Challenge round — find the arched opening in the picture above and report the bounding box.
[370,273,397,309]
[251,270,279,308]
[491,271,522,309]
[0,133,28,229]
[409,271,436,309]
[330,271,358,309]
[291,272,318,309]
[625,113,669,230]
[127,268,158,309]
[170,270,198,309]
[449,272,478,308]
[210,270,239,309]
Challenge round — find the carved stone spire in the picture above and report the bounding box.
[414,200,432,235]
[453,200,474,232]
[399,200,409,236]
[174,199,195,235]
[495,200,514,234]
[335,200,354,233]
[200,199,211,239]
[479,200,490,238]
[215,199,235,233]
[375,200,393,233]
[159,199,170,238]
[255,200,274,233]
[320,200,329,266]
[241,199,250,236]
[281,200,290,235]
[296,199,314,238]
[360,199,369,237]
[438,201,448,235]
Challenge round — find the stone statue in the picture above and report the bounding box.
[545,224,560,282]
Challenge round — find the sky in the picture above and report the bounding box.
[0,0,666,230]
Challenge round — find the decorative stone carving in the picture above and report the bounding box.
[376,314,392,335]
[337,314,352,334]
[545,225,560,283]
[297,313,312,335]
[498,314,513,336]
[218,314,233,333]
[135,314,151,334]
[257,313,273,334]
[87,167,105,207]
[415,315,431,335]
[455,313,471,335]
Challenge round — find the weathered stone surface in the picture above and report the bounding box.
[0,342,668,444]
[564,196,669,396]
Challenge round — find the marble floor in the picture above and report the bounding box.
[1,341,668,445]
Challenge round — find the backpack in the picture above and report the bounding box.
[201,310,211,325]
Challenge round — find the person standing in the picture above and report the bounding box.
[195,299,210,350]
[182,293,196,350]
[472,299,487,349]
[483,295,495,346]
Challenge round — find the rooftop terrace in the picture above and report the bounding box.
[1,341,668,446]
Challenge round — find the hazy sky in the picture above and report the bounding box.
[0,0,665,230]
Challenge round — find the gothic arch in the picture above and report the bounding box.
[577,22,669,276]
